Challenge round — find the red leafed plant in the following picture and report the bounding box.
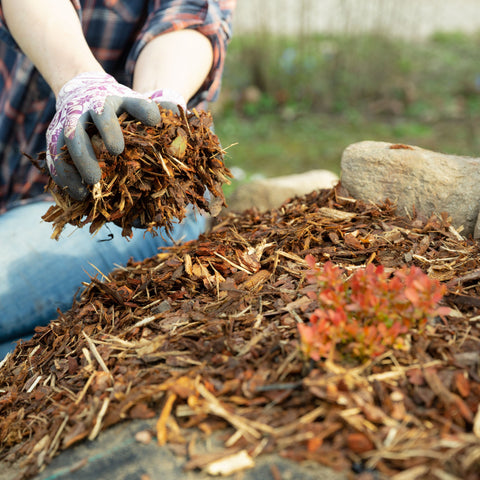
[298,255,450,362]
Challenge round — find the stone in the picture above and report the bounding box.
[227,169,339,213]
[340,141,480,238]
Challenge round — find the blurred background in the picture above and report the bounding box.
[213,0,480,193]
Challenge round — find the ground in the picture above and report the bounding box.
[1,186,480,480]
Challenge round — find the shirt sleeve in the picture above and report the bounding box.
[0,2,20,50]
[126,0,236,107]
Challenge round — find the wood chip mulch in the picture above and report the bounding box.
[40,107,230,239]
[1,185,480,479]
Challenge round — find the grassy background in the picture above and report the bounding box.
[212,29,480,192]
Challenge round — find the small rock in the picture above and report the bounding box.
[135,430,153,445]
[227,169,339,213]
[341,141,480,238]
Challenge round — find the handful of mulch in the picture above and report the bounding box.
[40,107,232,239]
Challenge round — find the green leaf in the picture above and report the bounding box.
[168,135,187,159]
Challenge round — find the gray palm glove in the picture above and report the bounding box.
[46,72,161,200]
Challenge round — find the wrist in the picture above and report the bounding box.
[51,65,105,98]
[133,30,213,104]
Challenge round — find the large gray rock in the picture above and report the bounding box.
[341,141,480,238]
[227,169,339,213]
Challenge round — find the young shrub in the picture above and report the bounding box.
[298,255,450,362]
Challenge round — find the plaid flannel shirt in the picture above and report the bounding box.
[0,0,235,213]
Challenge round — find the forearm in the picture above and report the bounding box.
[2,0,103,96]
[133,29,213,104]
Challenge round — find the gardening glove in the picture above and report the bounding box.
[46,72,161,201]
[143,88,187,114]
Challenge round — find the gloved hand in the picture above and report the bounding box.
[46,72,161,200]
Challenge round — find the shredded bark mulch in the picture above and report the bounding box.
[1,185,480,479]
[40,107,231,239]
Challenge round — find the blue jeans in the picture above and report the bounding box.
[0,201,206,358]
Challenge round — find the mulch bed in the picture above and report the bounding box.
[1,185,480,479]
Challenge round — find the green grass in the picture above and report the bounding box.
[213,31,480,188]
[216,112,478,181]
